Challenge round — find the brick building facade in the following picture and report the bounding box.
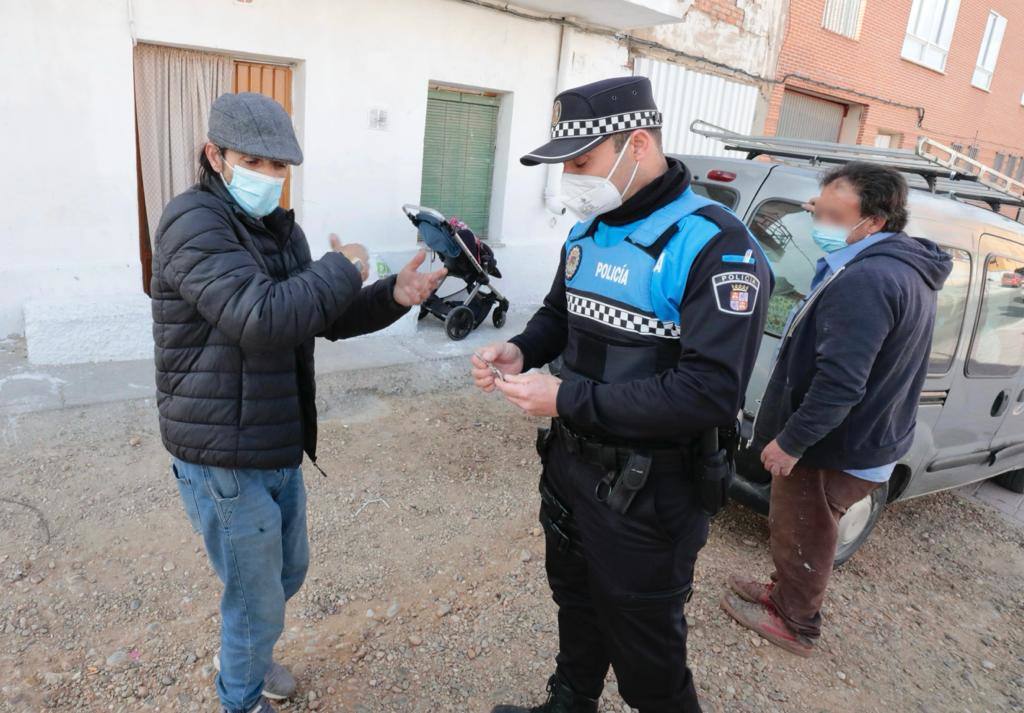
[691,0,746,27]
[764,0,1024,177]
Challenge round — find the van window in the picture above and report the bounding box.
[929,248,971,374]
[692,182,739,210]
[967,255,1024,377]
[746,200,818,336]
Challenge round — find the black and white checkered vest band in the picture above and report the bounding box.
[567,293,681,339]
[551,110,663,139]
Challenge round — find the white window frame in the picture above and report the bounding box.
[972,11,1007,91]
[901,0,962,73]
[874,131,903,149]
[822,0,865,39]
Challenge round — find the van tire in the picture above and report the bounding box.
[834,481,888,568]
[995,470,1024,494]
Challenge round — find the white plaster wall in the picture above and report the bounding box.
[633,0,789,79]
[4,0,772,364]
[126,0,583,256]
[0,0,579,360]
[24,294,154,364]
[0,0,141,338]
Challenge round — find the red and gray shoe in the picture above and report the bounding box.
[726,574,774,606]
[719,592,815,658]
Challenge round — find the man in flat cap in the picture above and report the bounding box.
[151,92,446,713]
[473,76,774,712]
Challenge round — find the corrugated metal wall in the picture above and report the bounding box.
[776,90,845,141]
[634,56,760,158]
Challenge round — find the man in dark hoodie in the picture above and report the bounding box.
[720,162,952,657]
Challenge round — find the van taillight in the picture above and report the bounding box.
[706,170,737,182]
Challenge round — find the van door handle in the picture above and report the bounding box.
[992,390,1010,417]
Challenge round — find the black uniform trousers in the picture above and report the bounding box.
[539,430,709,712]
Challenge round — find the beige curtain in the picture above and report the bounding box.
[134,44,234,245]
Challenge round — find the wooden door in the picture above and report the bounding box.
[234,62,294,209]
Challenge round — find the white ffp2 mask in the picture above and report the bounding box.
[559,134,640,221]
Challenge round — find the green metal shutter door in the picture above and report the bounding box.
[420,88,499,238]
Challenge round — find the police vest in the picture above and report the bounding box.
[561,189,732,385]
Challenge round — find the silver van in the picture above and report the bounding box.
[681,148,1024,564]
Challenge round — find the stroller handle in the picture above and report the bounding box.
[402,204,447,223]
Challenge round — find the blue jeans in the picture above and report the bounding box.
[172,458,309,712]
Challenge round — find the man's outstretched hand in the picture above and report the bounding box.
[329,234,371,282]
[393,250,447,307]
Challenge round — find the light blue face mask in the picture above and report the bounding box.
[221,159,285,218]
[811,217,867,253]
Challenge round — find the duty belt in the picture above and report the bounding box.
[550,419,688,470]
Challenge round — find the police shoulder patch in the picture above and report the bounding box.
[565,244,582,280]
[712,271,760,316]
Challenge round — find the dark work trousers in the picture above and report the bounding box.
[768,463,881,638]
[539,432,709,713]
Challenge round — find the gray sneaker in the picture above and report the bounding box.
[213,652,297,701]
[221,698,276,713]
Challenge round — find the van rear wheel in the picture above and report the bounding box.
[834,481,888,567]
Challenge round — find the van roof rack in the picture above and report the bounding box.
[690,120,1024,217]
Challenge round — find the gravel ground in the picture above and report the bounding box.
[1,385,1023,712]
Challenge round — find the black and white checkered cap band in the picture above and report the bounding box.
[552,110,663,139]
[567,293,680,340]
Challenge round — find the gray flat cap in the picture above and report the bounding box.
[208,92,303,165]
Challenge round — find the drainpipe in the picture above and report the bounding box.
[543,22,572,215]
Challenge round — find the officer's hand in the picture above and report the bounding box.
[761,439,799,478]
[471,342,524,393]
[329,234,370,282]
[494,372,561,417]
[393,250,448,307]
[802,196,819,215]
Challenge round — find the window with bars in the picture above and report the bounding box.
[972,11,1007,91]
[822,0,865,39]
[902,0,962,72]
[994,152,1006,172]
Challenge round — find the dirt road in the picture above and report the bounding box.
[1,388,1022,712]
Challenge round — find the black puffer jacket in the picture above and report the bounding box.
[151,177,408,469]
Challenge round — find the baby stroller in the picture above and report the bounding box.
[402,204,510,341]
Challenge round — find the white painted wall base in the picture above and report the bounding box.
[24,294,154,365]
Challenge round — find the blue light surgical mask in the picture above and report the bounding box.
[811,217,868,253]
[221,158,285,218]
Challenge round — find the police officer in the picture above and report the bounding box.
[471,76,773,713]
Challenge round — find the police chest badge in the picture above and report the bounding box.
[712,272,760,316]
[565,245,582,280]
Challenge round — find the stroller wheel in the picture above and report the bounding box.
[492,305,507,329]
[445,306,475,341]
